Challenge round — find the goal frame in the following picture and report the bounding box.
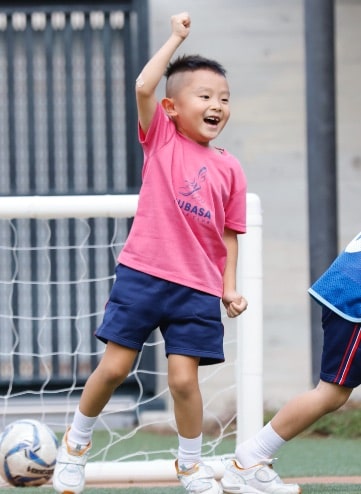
[0,192,263,483]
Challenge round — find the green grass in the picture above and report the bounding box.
[302,487,361,493]
[275,437,361,477]
[303,407,361,438]
[264,404,361,439]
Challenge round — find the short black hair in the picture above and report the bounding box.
[165,54,227,79]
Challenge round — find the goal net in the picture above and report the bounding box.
[0,192,263,484]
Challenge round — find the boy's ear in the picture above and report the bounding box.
[161,97,177,117]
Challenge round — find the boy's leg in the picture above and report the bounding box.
[168,354,203,442]
[78,342,138,418]
[223,310,360,493]
[53,342,138,494]
[237,380,351,467]
[221,381,351,494]
[168,354,221,493]
[270,380,351,441]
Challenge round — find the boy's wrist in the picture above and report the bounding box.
[168,32,186,48]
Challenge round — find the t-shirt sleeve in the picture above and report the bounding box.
[138,103,169,147]
[224,163,247,234]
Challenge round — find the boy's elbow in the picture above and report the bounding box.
[135,86,155,104]
[135,75,154,98]
[135,73,145,89]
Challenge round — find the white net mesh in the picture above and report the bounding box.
[0,193,263,482]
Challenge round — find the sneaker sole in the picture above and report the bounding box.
[222,484,266,494]
[223,485,301,494]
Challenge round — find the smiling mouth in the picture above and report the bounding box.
[204,116,220,126]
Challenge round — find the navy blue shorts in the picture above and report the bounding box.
[95,264,224,365]
[320,307,361,387]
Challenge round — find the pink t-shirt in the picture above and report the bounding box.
[118,104,247,297]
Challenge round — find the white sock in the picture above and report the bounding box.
[235,422,286,468]
[177,433,203,470]
[67,406,98,448]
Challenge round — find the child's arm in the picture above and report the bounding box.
[222,228,248,318]
[135,12,191,134]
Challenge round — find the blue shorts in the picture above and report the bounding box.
[95,264,224,365]
[320,307,361,387]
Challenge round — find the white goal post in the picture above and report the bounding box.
[0,192,262,484]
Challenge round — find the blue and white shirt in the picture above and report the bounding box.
[308,232,361,322]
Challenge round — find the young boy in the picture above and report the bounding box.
[53,12,248,494]
[221,232,361,494]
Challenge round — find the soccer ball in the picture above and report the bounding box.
[0,419,59,487]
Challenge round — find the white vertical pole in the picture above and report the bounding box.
[236,193,263,442]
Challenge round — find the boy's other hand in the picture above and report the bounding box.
[222,292,248,318]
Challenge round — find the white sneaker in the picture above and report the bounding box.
[221,458,301,494]
[176,460,222,493]
[52,429,91,494]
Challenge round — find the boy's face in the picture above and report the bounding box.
[164,69,230,146]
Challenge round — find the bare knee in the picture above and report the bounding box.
[93,360,126,388]
[168,372,199,400]
[315,380,351,413]
[168,355,200,401]
[95,343,137,388]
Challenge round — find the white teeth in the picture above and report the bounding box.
[205,116,220,123]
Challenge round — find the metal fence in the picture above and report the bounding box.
[0,1,158,401]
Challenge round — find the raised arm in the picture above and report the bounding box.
[135,12,191,134]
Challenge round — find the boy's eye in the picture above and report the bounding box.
[200,95,209,99]
[222,98,229,103]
